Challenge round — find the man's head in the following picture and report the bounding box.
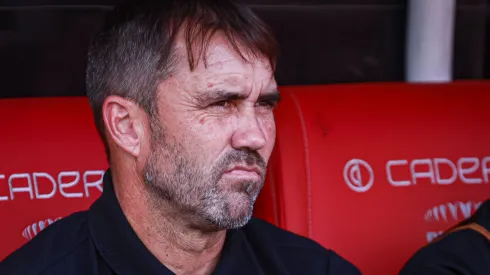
[86,0,279,231]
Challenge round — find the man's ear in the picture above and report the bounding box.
[102,95,147,158]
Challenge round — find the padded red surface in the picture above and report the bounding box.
[0,97,108,261]
[255,81,490,275]
[1,82,489,275]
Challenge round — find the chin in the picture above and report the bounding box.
[225,193,255,226]
[201,192,255,230]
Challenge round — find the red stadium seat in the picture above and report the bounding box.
[255,81,490,275]
[2,81,490,275]
[0,97,108,261]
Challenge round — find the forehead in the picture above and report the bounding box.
[171,33,276,91]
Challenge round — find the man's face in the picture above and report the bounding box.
[142,34,278,230]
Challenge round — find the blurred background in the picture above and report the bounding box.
[1,0,490,98]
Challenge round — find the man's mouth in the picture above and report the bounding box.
[222,165,262,181]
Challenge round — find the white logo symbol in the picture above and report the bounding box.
[343,159,374,192]
[22,217,62,240]
[424,201,482,223]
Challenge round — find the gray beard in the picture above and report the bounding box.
[142,128,266,231]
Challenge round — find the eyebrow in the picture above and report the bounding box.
[196,89,281,105]
[257,90,281,105]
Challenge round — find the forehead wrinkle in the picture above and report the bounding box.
[173,31,244,70]
[205,57,238,69]
[175,32,270,74]
[169,36,275,99]
[204,74,244,85]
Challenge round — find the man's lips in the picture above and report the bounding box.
[223,165,262,180]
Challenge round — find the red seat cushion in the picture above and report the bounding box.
[255,81,490,275]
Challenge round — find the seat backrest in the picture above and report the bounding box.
[0,97,108,261]
[255,81,490,275]
[3,82,489,273]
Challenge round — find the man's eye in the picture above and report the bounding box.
[256,101,276,109]
[210,100,234,109]
[214,101,230,107]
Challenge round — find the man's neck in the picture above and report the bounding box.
[111,170,226,275]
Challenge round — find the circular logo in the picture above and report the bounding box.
[343,159,374,192]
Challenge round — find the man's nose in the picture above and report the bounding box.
[230,110,267,152]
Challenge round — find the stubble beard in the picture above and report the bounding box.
[142,124,266,231]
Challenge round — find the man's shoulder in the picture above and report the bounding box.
[244,218,361,274]
[0,211,93,275]
[400,229,490,274]
[400,200,490,275]
[471,199,490,230]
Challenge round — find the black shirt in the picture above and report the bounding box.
[0,171,361,275]
[400,200,490,275]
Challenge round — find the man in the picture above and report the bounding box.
[0,0,360,274]
[400,199,490,274]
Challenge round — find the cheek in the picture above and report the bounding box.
[178,115,235,158]
[259,115,276,149]
[259,111,276,133]
[197,116,234,139]
[165,108,231,140]
[194,111,238,136]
